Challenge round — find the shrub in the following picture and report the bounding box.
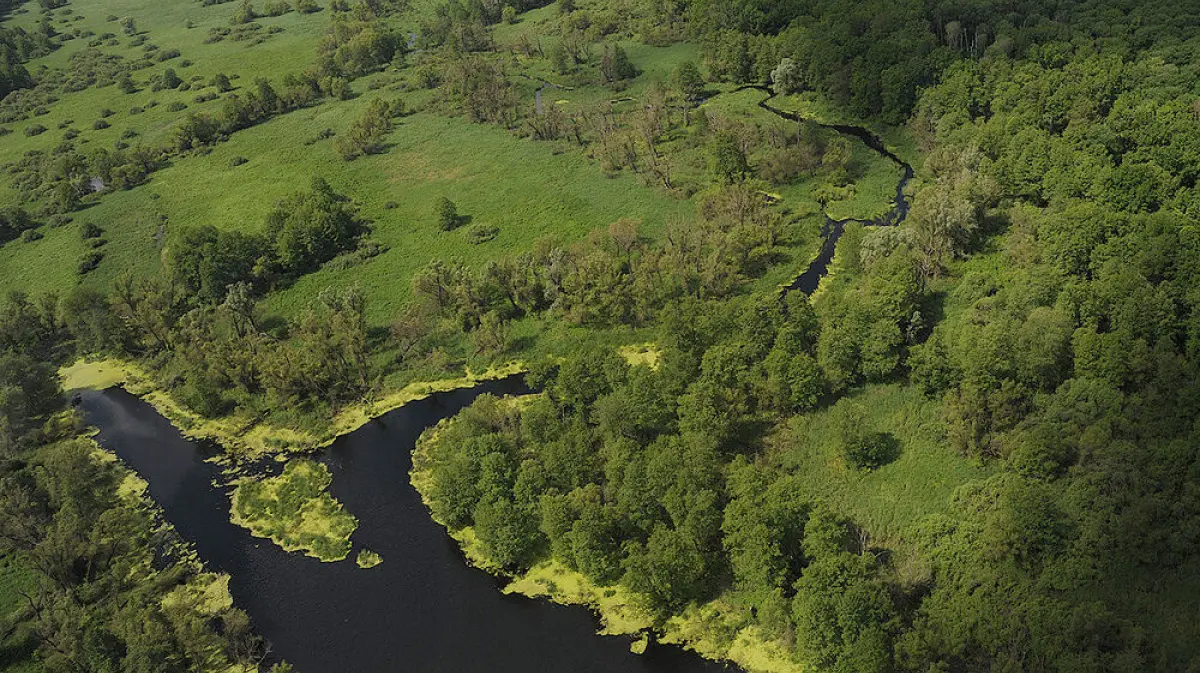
[24,124,47,136]
[230,156,248,167]
[80,222,103,239]
[436,197,459,231]
[466,223,499,244]
[20,229,42,243]
[78,250,104,275]
[92,119,110,130]
[832,401,899,470]
[167,102,187,112]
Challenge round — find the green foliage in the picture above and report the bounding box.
[0,416,267,672]
[830,400,897,470]
[335,97,395,160]
[231,459,359,561]
[708,131,749,183]
[168,225,267,302]
[265,177,366,275]
[671,61,704,102]
[435,196,459,231]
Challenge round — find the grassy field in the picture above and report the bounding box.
[0,0,907,332]
[775,383,991,544]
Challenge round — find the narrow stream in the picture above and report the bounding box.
[732,85,916,293]
[79,380,734,673]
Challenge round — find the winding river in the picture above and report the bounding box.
[732,86,916,294]
[79,380,732,673]
[73,88,915,673]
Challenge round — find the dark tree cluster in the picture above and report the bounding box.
[0,292,280,673]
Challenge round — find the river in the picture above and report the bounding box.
[74,87,915,673]
[729,86,917,294]
[78,379,733,673]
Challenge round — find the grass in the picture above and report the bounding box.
[61,357,524,455]
[355,549,383,569]
[230,459,358,562]
[617,343,660,369]
[775,383,991,547]
[0,1,903,332]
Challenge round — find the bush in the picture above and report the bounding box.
[230,156,248,167]
[167,102,187,112]
[832,401,899,470]
[24,124,47,136]
[80,222,103,240]
[92,119,110,130]
[78,250,104,275]
[21,229,42,243]
[436,197,459,231]
[466,223,499,244]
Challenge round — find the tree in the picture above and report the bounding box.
[0,352,61,445]
[168,225,267,302]
[622,524,715,615]
[474,311,509,355]
[792,551,898,673]
[771,57,803,93]
[473,496,543,570]
[599,44,638,85]
[264,177,365,274]
[709,131,750,183]
[334,97,394,160]
[672,61,705,103]
[212,72,233,92]
[436,196,460,231]
[831,401,896,470]
[121,16,137,36]
[60,287,127,355]
[907,177,981,278]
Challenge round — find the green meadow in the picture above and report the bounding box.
[0,0,904,330]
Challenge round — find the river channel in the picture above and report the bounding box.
[79,380,732,673]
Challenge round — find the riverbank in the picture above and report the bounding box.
[411,406,805,673]
[60,358,525,456]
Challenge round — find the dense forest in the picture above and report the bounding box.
[1,0,1199,670]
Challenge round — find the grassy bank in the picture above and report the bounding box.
[60,358,525,455]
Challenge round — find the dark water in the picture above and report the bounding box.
[79,380,733,673]
[727,85,916,294]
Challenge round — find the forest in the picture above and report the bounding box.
[1,0,1199,671]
